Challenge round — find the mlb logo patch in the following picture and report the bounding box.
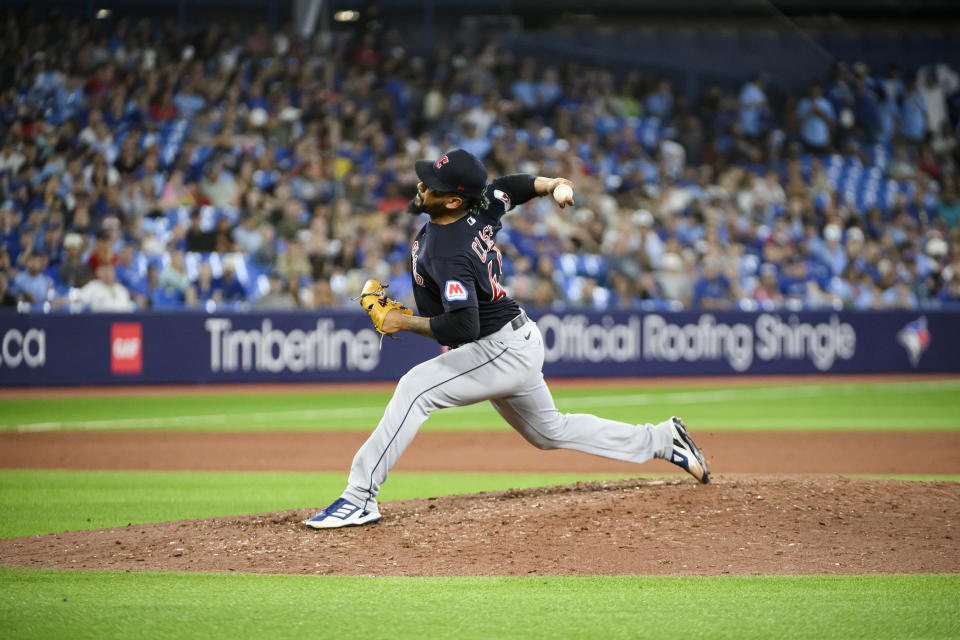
[444,280,468,301]
[111,322,142,375]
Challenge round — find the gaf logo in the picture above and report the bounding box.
[0,328,45,369]
[111,322,142,375]
[445,280,468,301]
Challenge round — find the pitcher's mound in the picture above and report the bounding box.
[1,476,957,576]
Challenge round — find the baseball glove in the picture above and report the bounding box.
[358,279,412,336]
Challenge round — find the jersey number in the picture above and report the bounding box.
[471,225,506,301]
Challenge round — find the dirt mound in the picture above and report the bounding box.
[1,475,957,577]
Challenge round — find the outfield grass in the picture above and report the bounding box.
[3,380,959,432]
[1,569,957,640]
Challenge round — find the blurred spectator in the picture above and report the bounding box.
[233,212,263,254]
[901,77,927,144]
[854,272,881,309]
[826,63,855,143]
[887,145,918,180]
[918,68,948,137]
[511,60,537,110]
[11,252,53,304]
[87,231,116,272]
[185,211,215,252]
[199,160,238,209]
[739,74,769,138]
[637,272,663,302]
[304,279,338,308]
[212,215,234,254]
[190,262,222,307]
[657,253,692,307]
[115,244,148,307]
[160,170,194,209]
[219,261,248,302]
[386,259,413,305]
[645,79,674,120]
[936,188,960,229]
[797,84,835,152]
[876,86,901,145]
[880,64,905,103]
[753,263,785,308]
[812,224,847,277]
[276,200,308,241]
[853,68,881,142]
[59,233,91,288]
[0,201,20,252]
[77,264,135,312]
[693,259,735,310]
[0,271,18,308]
[159,250,190,293]
[252,225,278,266]
[939,274,960,305]
[571,277,611,310]
[882,274,919,309]
[255,272,297,310]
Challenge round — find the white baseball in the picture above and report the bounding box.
[553,184,574,205]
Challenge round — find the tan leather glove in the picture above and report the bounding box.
[359,279,413,335]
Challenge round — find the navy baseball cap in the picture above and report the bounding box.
[415,149,488,198]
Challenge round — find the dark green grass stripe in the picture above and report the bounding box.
[1,569,957,640]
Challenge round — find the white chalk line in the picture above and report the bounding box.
[8,380,959,432]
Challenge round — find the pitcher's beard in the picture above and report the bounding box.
[405,195,447,217]
[404,195,424,215]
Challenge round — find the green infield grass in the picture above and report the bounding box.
[1,470,956,540]
[1,569,957,640]
[3,379,959,433]
[0,470,644,539]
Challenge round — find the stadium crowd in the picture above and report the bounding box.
[1,8,959,314]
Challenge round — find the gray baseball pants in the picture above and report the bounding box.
[340,312,675,515]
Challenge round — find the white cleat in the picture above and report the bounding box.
[303,498,381,529]
[667,417,710,484]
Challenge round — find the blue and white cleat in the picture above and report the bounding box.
[303,498,381,529]
[668,417,710,484]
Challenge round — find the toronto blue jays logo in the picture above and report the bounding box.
[435,155,449,169]
[897,317,931,367]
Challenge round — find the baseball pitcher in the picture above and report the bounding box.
[305,148,709,529]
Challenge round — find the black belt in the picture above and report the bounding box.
[510,310,529,331]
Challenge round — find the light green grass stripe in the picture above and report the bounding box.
[1,569,957,640]
[3,380,958,432]
[0,470,643,539]
[2,469,955,541]
[851,474,960,482]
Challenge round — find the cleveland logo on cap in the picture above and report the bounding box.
[415,149,487,199]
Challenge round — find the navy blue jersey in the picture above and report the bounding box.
[411,175,535,339]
